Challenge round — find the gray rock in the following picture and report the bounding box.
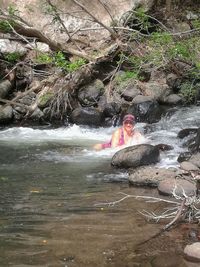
[158,178,196,196]
[78,79,105,106]
[129,166,179,187]
[180,161,199,171]
[0,80,12,98]
[70,107,103,126]
[164,94,183,105]
[189,153,200,168]
[127,96,160,123]
[111,144,160,169]
[184,242,200,262]
[0,105,13,123]
[0,39,27,55]
[137,80,171,102]
[30,108,44,120]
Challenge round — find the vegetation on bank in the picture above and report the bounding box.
[0,0,200,121]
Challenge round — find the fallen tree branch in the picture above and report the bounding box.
[0,14,92,61]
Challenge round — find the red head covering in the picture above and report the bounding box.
[123,114,135,124]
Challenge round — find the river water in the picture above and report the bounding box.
[0,106,200,267]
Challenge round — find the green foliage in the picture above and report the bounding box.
[191,19,200,29]
[179,81,197,104]
[135,7,150,31]
[0,20,12,32]
[36,52,53,64]
[36,52,86,72]
[66,58,86,73]
[150,31,173,45]
[4,52,22,63]
[118,71,140,82]
[167,42,191,59]
[54,51,69,70]
[7,4,19,16]
[39,92,54,107]
[114,70,140,86]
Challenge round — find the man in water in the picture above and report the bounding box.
[93,114,144,151]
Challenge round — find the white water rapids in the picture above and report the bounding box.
[0,105,200,169]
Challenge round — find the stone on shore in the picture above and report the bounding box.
[158,178,196,196]
[184,242,200,262]
[129,166,180,187]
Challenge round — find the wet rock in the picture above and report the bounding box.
[70,107,103,126]
[184,242,200,262]
[158,178,196,196]
[0,80,12,99]
[177,128,198,139]
[0,105,13,123]
[180,161,199,171]
[127,95,160,123]
[177,152,192,163]
[111,144,160,169]
[129,166,179,187]
[155,143,174,151]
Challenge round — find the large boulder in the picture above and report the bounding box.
[70,107,104,126]
[127,95,161,123]
[111,144,160,169]
[137,80,171,103]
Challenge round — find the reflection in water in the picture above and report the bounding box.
[0,106,200,266]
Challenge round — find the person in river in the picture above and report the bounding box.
[93,114,144,151]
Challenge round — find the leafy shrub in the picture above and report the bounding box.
[4,52,22,63]
[179,81,197,104]
[36,52,86,72]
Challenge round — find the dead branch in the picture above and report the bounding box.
[0,14,91,61]
[95,183,200,230]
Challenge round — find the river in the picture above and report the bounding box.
[0,106,200,267]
